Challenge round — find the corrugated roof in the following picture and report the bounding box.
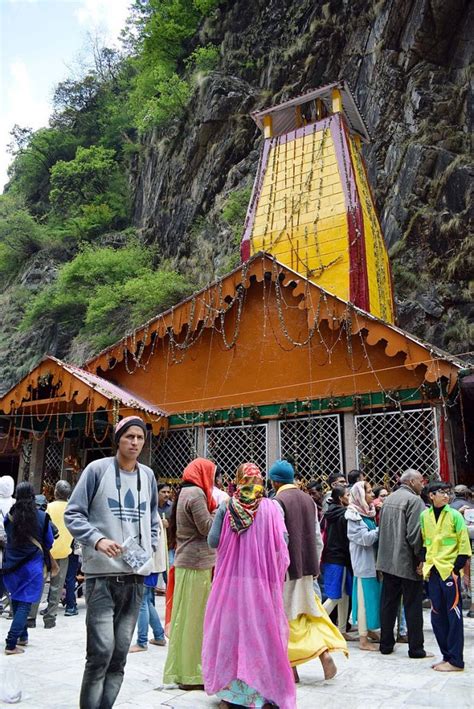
[53,358,167,417]
[251,80,371,143]
[0,355,167,419]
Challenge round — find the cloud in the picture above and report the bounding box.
[0,59,51,190]
[0,1,133,191]
[75,0,131,46]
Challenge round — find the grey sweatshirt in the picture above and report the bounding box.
[376,484,425,581]
[65,456,159,577]
[345,508,379,578]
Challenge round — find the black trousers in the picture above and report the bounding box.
[428,571,464,668]
[380,572,425,657]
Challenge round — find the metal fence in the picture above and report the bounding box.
[279,414,343,484]
[42,440,64,491]
[151,428,197,482]
[148,407,439,491]
[204,424,268,483]
[355,407,438,486]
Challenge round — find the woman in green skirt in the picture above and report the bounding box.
[345,480,381,651]
[163,458,217,689]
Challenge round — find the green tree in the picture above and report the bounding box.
[7,127,79,215]
[186,44,220,72]
[85,268,195,347]
[22,244,150,330]
[51,75,101,132]
[49,146,129,232]
[51,47,136,153]
[50,146,116,214]
[124,0,215,66]
[96,57,139,152]
[143,0,201,67]
[222,187,252,242]
[133,73,191,131]
[0,194,49,279]
[22,244,195,351]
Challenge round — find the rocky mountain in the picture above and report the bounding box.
[0,0,472,394]
[132,0,473,352]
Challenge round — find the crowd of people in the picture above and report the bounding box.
[0,416,472,708]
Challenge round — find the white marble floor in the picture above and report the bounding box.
[0,595,472,708]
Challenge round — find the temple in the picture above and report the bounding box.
[241,81,395,323]
[0,83,471,493]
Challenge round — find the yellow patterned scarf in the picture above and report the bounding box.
[228,463,264,534]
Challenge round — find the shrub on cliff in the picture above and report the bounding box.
[85,268,195,348]
[22,244,149,329]
[222,187,252,242]
[0,195,51,280]
[22,243,195,352]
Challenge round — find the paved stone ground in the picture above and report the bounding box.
[0,595,472,708]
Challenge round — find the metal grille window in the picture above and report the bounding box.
[205,424,268,481]
[43,440,64,486]
[355,408,438,485]
[151,428,197,482]
[279,415,343,484]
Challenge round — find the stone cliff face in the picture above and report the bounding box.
[132,0,473,355]
[1,0,472,396]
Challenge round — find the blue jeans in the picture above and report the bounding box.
[161,549,175,586]
[79,576,144,709]
[6,599,31,649]
[65,553,80,610]
[136,586,165,646]
[428,570,464,668]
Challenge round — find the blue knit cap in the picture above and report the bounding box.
[269,459,295,483]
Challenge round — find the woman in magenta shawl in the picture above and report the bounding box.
[202,463,295,709]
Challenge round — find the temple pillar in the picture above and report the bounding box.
[267,419,280,469]
[343,412,357,474]
[196,426,206,458]
[29,437,46,493]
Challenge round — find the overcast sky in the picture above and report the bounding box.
[0,0,131,192]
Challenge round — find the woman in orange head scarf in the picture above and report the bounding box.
[163,458,217,690]
[182,457,217,513]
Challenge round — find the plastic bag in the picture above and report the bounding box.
[0,656,22,703]
[121,536,153,575]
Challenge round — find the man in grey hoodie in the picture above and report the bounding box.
[65,416,158,709]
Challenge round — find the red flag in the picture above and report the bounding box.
[164,565,175,638]
[438,416,450,482]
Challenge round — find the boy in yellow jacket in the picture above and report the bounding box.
[43,480,73,628]
[421,482,471,672]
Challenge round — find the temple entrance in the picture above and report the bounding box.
[0,454,19,483]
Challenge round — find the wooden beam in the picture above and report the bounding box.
[18,397,68,408]
[331,87,343,114]
[295,105,302,128]
[315,98,324,120]
[263,114,273,139]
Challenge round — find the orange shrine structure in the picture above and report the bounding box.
[0,82,471,491]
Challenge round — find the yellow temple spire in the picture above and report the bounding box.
[240,81,395,323]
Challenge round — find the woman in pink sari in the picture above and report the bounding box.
[202,463,295,709]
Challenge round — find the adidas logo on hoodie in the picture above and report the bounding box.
[108,489,147,523]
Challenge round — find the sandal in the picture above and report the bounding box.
[5,646,25,655]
